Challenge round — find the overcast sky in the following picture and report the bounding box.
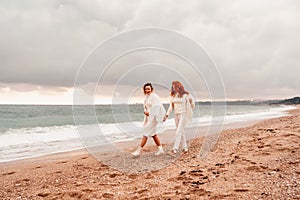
[0,0,299,104]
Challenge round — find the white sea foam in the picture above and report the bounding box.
[0,105,295,162]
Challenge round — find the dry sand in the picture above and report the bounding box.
[1,107,299,199]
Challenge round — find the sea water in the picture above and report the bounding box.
[0,104,294,162]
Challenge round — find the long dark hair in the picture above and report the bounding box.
[170,81,189,98]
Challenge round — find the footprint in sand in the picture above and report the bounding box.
[189,169,204,176]
[102,193,114,198]
[37,192,50,197]
[245,165,264,172]
[108,173,121,178]
[260,165,268,169]
[81,188,94,192]
[65,191,83,198]
[215,163,225,167]
[57,160,68,164]
[234,188,249,192]
[288,160,300,165]
[136,189,148,194]
[127,174,138,179]
[256,152,271,156]
[188,188,210,196]
[2,171,16,176]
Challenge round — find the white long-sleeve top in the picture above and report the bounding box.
[166,94,195,116]
[143,92,166,123]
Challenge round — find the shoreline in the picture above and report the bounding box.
[1,107,299,199]
[0,105,293,164]
[0,117,267,166]
[0,105,294,162]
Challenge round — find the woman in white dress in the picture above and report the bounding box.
[163,81,195,156]
[132,83,166,156]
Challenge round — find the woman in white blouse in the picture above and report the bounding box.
[163,81,195,156]
[132,83,166,156]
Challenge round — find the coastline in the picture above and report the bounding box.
[0,105,293,163]
[1,107,299,199]
[0,114,273,167]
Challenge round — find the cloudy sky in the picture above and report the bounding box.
[0,0,299,104]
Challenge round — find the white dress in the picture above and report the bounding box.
[142,93,166,137]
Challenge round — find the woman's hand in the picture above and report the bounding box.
[163,115,168,121]
[189,98,195,109]
[144,111,149,116]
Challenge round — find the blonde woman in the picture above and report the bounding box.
[163,81,195,156]
[132,83,165,156]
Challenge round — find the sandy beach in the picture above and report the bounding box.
[1,107,299,199]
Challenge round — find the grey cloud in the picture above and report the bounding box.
[0,0,138,87]
[0,0,299,99]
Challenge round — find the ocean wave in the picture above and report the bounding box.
[0,105,295,162]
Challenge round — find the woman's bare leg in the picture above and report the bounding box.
[132,136,148,156]
[153,135,164,155]
[140,136,148,147]
[152,135,161,146]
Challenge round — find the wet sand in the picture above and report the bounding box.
[1,107,299,199]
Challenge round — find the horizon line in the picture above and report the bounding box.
[0,98,296,106]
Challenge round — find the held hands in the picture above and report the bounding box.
[163,115,168,121]
[144,111,149,116]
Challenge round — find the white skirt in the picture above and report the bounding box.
[142,116,158,137]
[142,104,166,137]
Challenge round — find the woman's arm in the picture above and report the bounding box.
[163,99,173,121]
[143,97,149,116]
[189,95,195,109]
[166,99,173,116]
